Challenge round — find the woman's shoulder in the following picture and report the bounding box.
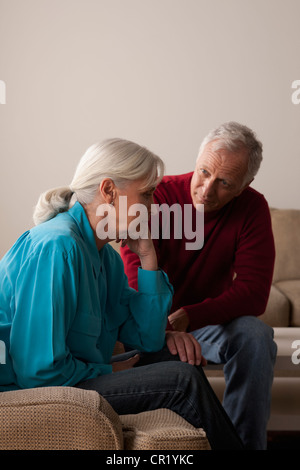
[28,213,80,258]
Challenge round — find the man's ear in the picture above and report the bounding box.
[236,177,254,197]
[99,178,116,204]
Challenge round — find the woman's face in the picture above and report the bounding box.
[113,178,156,240]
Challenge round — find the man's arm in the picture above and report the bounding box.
[181,199,275,331]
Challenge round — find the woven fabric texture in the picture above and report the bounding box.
[0,387,210,450]
[120,408,211,450]
[0,386,123,450]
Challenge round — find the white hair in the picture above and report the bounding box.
[197,121,263,185]
[33,138,165,225]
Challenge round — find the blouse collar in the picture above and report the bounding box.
[68,202,101,278]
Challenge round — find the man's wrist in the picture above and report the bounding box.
[168,308,189,332]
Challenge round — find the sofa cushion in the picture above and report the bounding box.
[271,209,300,283]
[260,285,290,327]
[275,280,300,327]
[121,408,211,450]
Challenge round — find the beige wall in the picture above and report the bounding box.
[0,0,300,257]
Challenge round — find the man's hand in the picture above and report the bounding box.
[112,354,140,372]
[166,330,207,367]
[168,308,190,332]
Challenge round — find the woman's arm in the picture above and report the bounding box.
[108,238,173,353]
[10,244,110,389]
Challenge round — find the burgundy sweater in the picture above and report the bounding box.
[120,172,275,331]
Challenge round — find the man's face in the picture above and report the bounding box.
[190,141,251,212]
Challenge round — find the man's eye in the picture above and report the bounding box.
[201,169,208,175]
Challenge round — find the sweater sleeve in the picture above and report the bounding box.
[183,197,275,329]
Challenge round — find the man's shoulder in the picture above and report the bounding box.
[232,187,271,225]
[237,186,268,208]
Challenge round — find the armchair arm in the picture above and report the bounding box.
[0,386,123,450]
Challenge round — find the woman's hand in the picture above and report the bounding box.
[166,330,207,367]
[119,233,158,271]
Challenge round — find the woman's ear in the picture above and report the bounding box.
[99,178,116,204]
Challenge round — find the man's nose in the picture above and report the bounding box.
[202,178,215,197]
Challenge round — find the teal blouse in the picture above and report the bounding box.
[0,202,173,391]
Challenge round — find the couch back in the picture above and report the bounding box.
[271,208,300,283]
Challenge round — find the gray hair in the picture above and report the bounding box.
[197,121,263,186]
[33,138,165,225]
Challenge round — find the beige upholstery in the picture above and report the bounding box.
[0,387,123,450]
[121,408,211,450]
[0,386,210,450]
[275,280,300,326]
[260,285,290,327]
[260,208,300,327]
[271,209,300,284]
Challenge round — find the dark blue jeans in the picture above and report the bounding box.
[76,347,244,450]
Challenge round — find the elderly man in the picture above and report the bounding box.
[121,122,277,450]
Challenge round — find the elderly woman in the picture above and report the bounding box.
[0,138,243,449]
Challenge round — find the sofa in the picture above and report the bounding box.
[1,207,299,450]
[255,208,300,435]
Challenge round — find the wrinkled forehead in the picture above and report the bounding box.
[200,138,249,157]
[196,141,249,182]
[199,140,249,165]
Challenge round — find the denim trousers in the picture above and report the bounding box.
[191,316,278,450]
[76,347,244,450]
